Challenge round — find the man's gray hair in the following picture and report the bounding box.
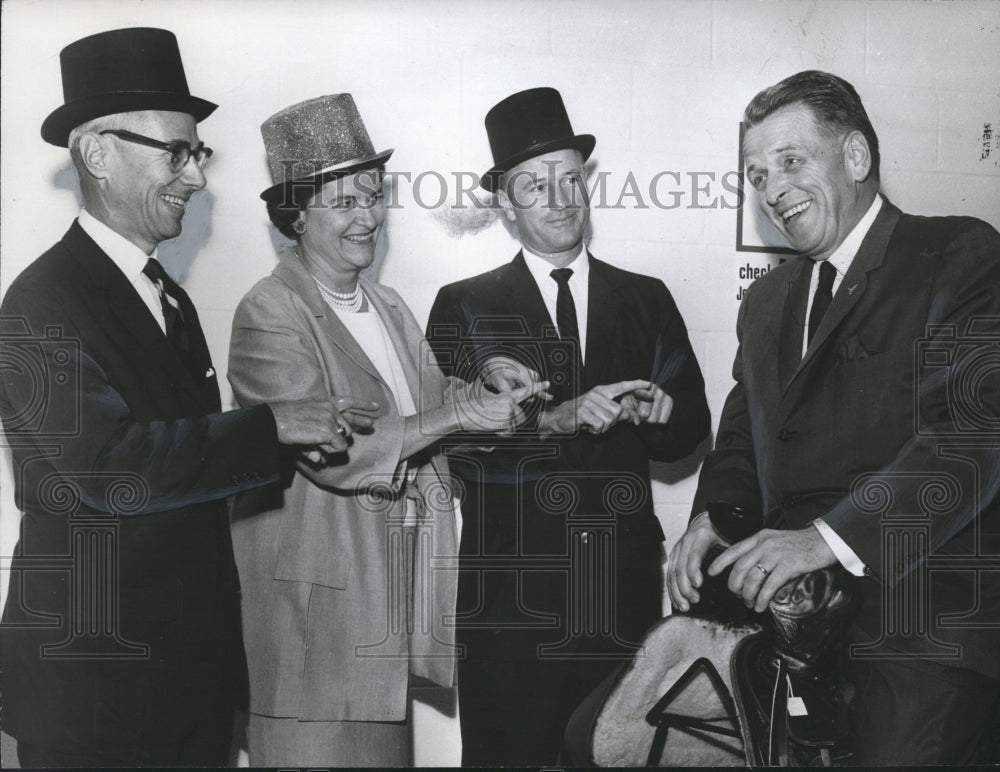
[67,112,148,172]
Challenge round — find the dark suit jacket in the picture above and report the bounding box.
[0,221,280,748]
[693,199,1000,678]
[427,251,710,658]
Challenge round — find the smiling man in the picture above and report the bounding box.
[668,70,1000,764]
[426,87,710,766]
[0,28,368,767]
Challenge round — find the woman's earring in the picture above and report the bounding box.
[292,219,307,235]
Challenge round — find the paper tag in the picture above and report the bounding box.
[787,696,808,717]
[786,675,808,716]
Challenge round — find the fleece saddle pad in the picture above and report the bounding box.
[581,615,756,766]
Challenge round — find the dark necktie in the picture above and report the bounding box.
[143,258,190,356]
[808,260,837,346]
[550,267,582,400]
[550,268,579,343]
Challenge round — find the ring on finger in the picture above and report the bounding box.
[754,563,769,576]
[337,424,348,437]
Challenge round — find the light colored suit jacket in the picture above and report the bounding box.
[228,249,458,721]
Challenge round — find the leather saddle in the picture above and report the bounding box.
[704,502,861,766]
[566,503,862,766]
[731,566,860,766]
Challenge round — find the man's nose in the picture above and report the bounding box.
[180,155,207,190]
[764,175,787,207]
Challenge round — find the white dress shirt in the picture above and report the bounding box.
[801,195,883,357]
[522,246,590,363]
[804,195,883,576]
[78,209,166,334]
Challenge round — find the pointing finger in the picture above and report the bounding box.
[600,379,654,400]
[511,380,551,403]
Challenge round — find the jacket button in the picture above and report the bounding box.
[778,428,793,441]
[783,496,798,509]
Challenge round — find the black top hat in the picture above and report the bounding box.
[481,87,595,193]
[259,94,393,204]
[41,27,217,147]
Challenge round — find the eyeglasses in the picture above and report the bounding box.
[99,129,213,173]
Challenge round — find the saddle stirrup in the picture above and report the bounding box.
[644,656,742,766]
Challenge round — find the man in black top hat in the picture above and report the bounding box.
[426,87,711,765]
[0,27,375,767]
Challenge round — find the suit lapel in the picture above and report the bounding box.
[584,255,622,390]
[787,199,902,388]
[363,277,426,411]
[272,251,384,385]
[63,222,218,410]
[778,258,812,394]
[507,251,558,338]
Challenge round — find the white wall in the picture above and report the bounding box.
[2,0,998,765]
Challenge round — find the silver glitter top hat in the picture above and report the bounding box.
[259,94,393,202]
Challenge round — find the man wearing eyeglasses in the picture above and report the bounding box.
[0,28,375,767]
[85,122,214,255]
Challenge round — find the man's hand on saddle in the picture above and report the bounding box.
[707,527,838,613]
[539,379,658,435]
[666,511,726,613]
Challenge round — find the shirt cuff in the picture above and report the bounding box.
[813,518,866,577]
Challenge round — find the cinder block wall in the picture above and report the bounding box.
[2,0,998,765]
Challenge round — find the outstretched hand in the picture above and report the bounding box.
[455,378,551,433]
[630,383,674,424]
[540,379,659,435]
[334,395,382,432]
[480,356,553,401]
[270,395,379,463]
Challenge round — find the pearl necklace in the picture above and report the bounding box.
[313,275,364,313]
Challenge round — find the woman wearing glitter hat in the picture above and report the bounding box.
[227,94,546,766]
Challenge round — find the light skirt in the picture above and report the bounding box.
[248,711,411,767]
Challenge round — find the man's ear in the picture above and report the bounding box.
[77,133,111,180]
[844,130,873,183]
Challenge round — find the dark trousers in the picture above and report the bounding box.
[459,655,619,767]
[849,656,1000,765]
[15,708,234,768]
[454,491,663,766]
